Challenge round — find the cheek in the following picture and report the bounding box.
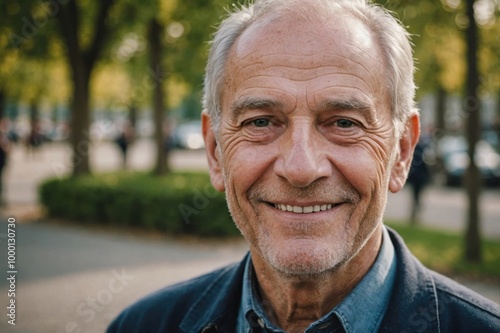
[332,139,393,194]
[221,141,278,243]
[221,139,278,200]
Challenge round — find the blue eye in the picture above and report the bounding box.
[252,118,270,127]
[336,119,355,128]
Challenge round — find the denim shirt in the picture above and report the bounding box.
[237,227,397,333]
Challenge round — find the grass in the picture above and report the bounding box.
[387,221,500,282]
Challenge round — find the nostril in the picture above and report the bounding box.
[274,125,333,187]
[274,154,331,188]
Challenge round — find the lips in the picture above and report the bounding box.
[273,203,335,214]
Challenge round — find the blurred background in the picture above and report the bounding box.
[0,0,499,332]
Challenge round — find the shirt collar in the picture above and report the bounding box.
[332,226,397,332]
[237,226,397,333]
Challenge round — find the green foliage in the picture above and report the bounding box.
[387,222,500,281]
[39,172,240,237]
[2,0,499,109]
[373,0,500,96]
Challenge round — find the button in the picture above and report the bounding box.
[257,318,265,328]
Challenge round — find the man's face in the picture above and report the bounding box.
[204,14,416,275]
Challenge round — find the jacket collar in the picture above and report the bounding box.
[379,228,440,333]
[179,254,249,333]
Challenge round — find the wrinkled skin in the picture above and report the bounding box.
[203,12,419,332]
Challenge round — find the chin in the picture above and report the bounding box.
[259,237,353,276]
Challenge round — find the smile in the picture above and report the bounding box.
[273,203,335,214]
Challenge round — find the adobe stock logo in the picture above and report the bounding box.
[58,268,134,333]
[179,184,220,224]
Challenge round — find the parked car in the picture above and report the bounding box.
[170,120,205,150]
[437,136,500,187]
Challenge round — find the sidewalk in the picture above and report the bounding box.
[0,221,249,333]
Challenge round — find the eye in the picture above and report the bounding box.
[251,118,270,127]
[241,116,284,142]
[335,119,356,128]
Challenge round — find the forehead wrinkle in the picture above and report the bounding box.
[317,97,372,112]
[234,54,379,90]
[233,68,375,90]
[238,53,372,71]
[343,43,380,88]
[315,85,373,102]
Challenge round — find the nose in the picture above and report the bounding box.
[274,120,332,188]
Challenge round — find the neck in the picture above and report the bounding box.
[251,226,383,333]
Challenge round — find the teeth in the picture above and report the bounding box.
[274,203,334,214]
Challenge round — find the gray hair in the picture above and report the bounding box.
[203,0,417,137]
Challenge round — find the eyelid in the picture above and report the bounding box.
[230,97,285,124]
[334,118,357,127]
[326,117,360,127]
[241,115,277,127]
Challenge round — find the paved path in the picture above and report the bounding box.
[0,221,248,333]
[0,140,499,332]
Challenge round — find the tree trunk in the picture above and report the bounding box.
[464,0,482,263]
[0,89,5,119]
[148,18,168,176]
[128,102,138,129]
[70,60,92,176]
[56,0,115,177]
[435,85,446,135]
[29,100,39,129]
[496,90,500,141]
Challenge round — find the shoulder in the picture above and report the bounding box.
[431,271,500,331]
[386,227,500,332]
[106,261,244,333]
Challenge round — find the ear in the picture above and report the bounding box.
[389,114,420,193]
[202,112,225,192]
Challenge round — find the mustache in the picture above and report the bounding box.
[247,179,360,204]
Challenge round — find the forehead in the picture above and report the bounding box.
[223,11,389,111]
[234,10,377,59]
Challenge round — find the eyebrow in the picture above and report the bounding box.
[230,96,285,123]
[317,97,377,123]
[229,96,376,123]
[316,98,373,113]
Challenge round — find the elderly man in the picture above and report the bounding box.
[108,0,500,332]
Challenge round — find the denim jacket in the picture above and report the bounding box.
[107,228,500,333]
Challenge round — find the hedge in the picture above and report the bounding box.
[38,172,240,237]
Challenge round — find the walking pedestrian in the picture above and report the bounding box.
[407,137,431,224]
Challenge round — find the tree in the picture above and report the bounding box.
[55,0,116,176]
[378,0,500,263]
[112,0,233,175]
[463,0,482,262]
[1,1,70,133]
[148,17,168,175]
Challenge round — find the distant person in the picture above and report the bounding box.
[0,118,11,206]
[407,137,431,225]
[26,121,45,159]
[115,121,135,169]
[6,121,19,143]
